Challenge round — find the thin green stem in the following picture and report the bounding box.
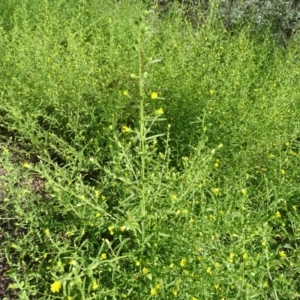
[138,29,146,217]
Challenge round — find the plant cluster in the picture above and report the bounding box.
[0,0,300,299]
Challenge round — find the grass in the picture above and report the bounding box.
[1,0,300,299]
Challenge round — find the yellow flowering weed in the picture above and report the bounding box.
[50,281,61,293]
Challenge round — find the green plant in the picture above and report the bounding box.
[1,0,300,299]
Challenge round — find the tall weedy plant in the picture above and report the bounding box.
[129,9,165,217]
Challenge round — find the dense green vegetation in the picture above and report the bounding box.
[1,0,300,299]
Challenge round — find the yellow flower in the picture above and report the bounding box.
[154,107,164,116]
[243,253,248,259]
[135,261,141,267]
[241,189,247,196]
[151,92,158,99]
[44,229,50,236]
[50,281,61,293]
[92,280,99,290]
[275,211,281,218]
[279,251,286,258]
[281,169,285,175]
[22,162,30,168]
[171,194,178,200]
[180,258,187,267]
[101,253,107,260]
[150,287,157,295]
[211,188,220,195]
[108,225,115,235]
[143,267,149,274]
[122,125,132,133]
[123,90,129,96]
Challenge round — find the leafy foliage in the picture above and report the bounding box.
[0,0,300,299]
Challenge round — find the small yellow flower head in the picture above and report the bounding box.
[135,261,141,267]
[151,92,158,99]
[143,267,149,274]
[50,281,61,293]
[279,250,286,258]
[22,162,30,168]
[108,225,115,235]
[101,253,107,260]
[123,90,129,96]
[122,125,132,133]
[211,188,220,195]
[281,169,285,175]
[92,280,99,290]
[241,189,247,196]
[243,253,248,259]
[120,225,126,232]
[180,258,187,267]
[171,194,178,201]
[3,148,9,154]
[150,287,157,296]
[44,229,50,236]
[154,107,164,116]
[209,89,215,96]
[275,211,281,218]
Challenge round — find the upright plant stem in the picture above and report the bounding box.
[138,29,146,217]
